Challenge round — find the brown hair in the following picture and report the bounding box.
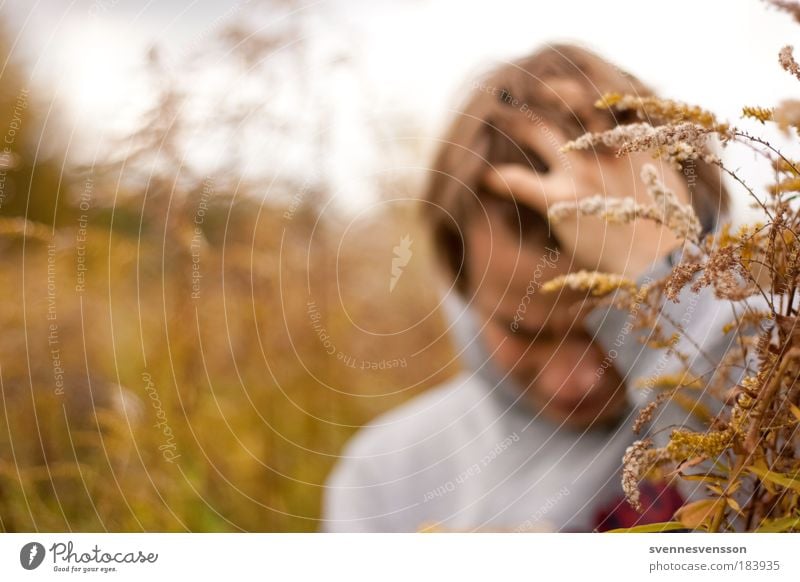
[422,43,729,294]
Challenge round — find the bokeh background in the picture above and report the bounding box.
[0,0,795,531]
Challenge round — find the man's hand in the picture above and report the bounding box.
[480,121,690,280]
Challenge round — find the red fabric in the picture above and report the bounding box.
[593,482,685,532]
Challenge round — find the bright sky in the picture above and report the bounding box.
[2,0,798,217]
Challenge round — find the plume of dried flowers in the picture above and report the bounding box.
[547,164,701,244]
[618,122,721,165]
[665,428,736,461]
[690,245,758,300]
[742,105,774,124]
[640,164,702,243]
[773,99,800,133]
[630,283,652,311]
[596,93,726,131]
[622,439,656,512]
[645,333,681,349]
[665,261,703,301]
[779,45,800,80]
[635,373,705,392]
[540,269,636,297]
[766,0,800,24]
[562,122,721,167]
[633,392,672,435]
[769,177,800,194]
[721,310,774,335]
[774,157,800,175]
[548,195,658,225]
[562,122,656,152]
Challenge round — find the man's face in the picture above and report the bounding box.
[465,207,627,429]
[460,93,691,429]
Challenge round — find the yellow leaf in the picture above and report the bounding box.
[676,456,709,472]
[749,460,777,495]
[606,521,687,533]
[756,516,800,533]
[790,404,800,423]
[675,499,723,530]
[680,473,725,483]
[747,465,800,492]
[726,497,742,514]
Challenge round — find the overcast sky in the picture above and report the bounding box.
[1,0,797,216]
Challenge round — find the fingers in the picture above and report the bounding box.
[490,113,565,172]
[481,163,575,215]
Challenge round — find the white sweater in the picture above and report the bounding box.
[322,256,754,532]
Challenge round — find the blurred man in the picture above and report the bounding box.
[323,44,731,532]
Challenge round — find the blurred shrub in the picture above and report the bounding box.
[0,11,457,532]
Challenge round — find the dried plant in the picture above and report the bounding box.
[548,164,702,243]
[548,5,800,532]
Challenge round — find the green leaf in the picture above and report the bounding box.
[606,521,688,533]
